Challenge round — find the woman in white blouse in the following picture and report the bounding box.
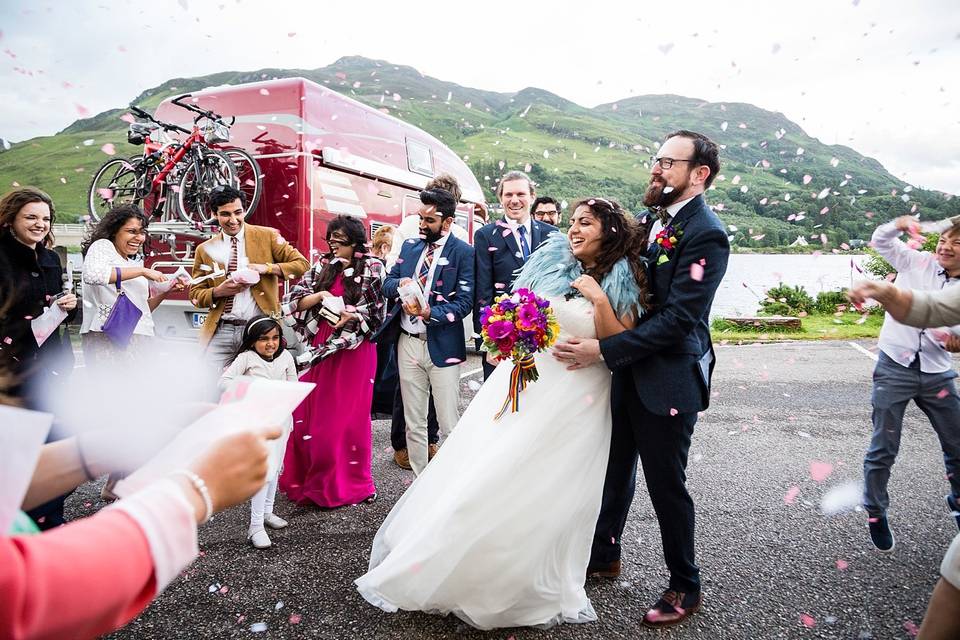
[80,205,183,367]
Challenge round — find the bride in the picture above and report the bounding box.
[355,197,650,630]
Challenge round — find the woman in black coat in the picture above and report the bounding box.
[0,187,78,403]
[0,187,78,529]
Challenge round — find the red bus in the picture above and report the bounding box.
[145,77,486,340]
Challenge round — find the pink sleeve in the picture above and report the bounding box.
[0,478,200,640]
[0,510,157,640]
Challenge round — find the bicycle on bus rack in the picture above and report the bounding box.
[87,93,262,226]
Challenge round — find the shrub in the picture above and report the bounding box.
[814,290,850,314]
[758,283,814,316]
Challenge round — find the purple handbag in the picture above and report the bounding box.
[102,267,143,348]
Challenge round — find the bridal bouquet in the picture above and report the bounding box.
[480,288,560,419]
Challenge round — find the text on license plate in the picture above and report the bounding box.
[191,312,208,329]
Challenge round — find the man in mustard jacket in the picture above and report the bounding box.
[190,185,308,373]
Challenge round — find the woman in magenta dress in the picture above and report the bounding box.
[280,215,385,507]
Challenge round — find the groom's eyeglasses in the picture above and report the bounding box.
[650,156,695,170]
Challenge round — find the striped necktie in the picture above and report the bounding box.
[418,242,437,291]
[222,235,239,314]
[518,225,530,261]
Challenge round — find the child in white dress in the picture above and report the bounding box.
[220,316,297,549]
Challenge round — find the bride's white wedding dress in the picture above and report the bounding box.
[355,294,613,630]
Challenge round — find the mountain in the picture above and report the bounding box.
[2,55,956,249]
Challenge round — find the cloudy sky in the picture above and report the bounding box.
[2,0,958,192]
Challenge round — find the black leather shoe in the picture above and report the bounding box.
[868,515,895,553]
[643,589,703,627]
[586,559,621,579]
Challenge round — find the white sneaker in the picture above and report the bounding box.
[248,528,272,549]
[264,513,289,530]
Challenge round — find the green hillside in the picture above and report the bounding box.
[2,55,956,250]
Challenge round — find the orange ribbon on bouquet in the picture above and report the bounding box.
[494,354,538,421]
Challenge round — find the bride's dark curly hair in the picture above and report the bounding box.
[569,197,651,311]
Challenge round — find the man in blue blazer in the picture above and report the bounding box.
[554,131,730,628]
[377,187,475,475]
[474,171,558,378]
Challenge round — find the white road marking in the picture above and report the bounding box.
[459,367,483,380]
[848,341,878,361]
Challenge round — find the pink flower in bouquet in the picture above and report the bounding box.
[517,302,540,328]
[486,319,515,341]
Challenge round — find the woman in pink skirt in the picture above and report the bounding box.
[281,215,385,507]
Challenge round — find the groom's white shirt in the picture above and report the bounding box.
[648,195,695,243]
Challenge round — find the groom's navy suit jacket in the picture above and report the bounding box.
[375,234,475,368]
[472,218,557,335]
[599,195,730,416]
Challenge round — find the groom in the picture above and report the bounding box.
[554,130,729,627]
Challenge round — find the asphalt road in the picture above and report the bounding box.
[64,340,958,639]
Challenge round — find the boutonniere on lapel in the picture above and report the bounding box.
[654,223,684,265]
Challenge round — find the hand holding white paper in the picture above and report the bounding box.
[113,378,314,499]
[231,267,261,285]
[322,295,346,314]
[398,280,426,310]
[30,303,69,347]
[149,266,191,295]
[0,406,54,532]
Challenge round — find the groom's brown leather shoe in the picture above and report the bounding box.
[642,589,702,627]
[586,559,621,579]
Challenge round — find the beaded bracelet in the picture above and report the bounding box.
[171,470,213,524]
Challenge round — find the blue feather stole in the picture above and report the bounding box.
[512,233,644,319]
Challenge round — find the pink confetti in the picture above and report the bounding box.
[802,175,812,185]
[259,88,270,96]
[100,143,116,155]
[445,312,455,322]
[800,613,816,628]
[289,614,302,624]
[690,263,704,281]
[75,103,90,117]
[904,620,919,637]
[669,407,679,416]
[809,461,834,483]
[784,486,800,504]
[937,388,950,399]
[444,357,462,364]
[835,559,849,571]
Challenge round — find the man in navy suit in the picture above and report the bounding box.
[474,171,558,379]
[554,130,730,628]
[377,187,475,475]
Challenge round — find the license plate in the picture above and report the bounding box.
[191,312,208,329]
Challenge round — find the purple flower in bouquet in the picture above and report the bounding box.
[498,298,518,312]
[486,319,515,341]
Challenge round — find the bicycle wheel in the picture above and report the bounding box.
[176,149,236,225]
[224,148,262,214]
[87,157,148,222]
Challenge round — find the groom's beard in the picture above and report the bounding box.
[643,177,684,208]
